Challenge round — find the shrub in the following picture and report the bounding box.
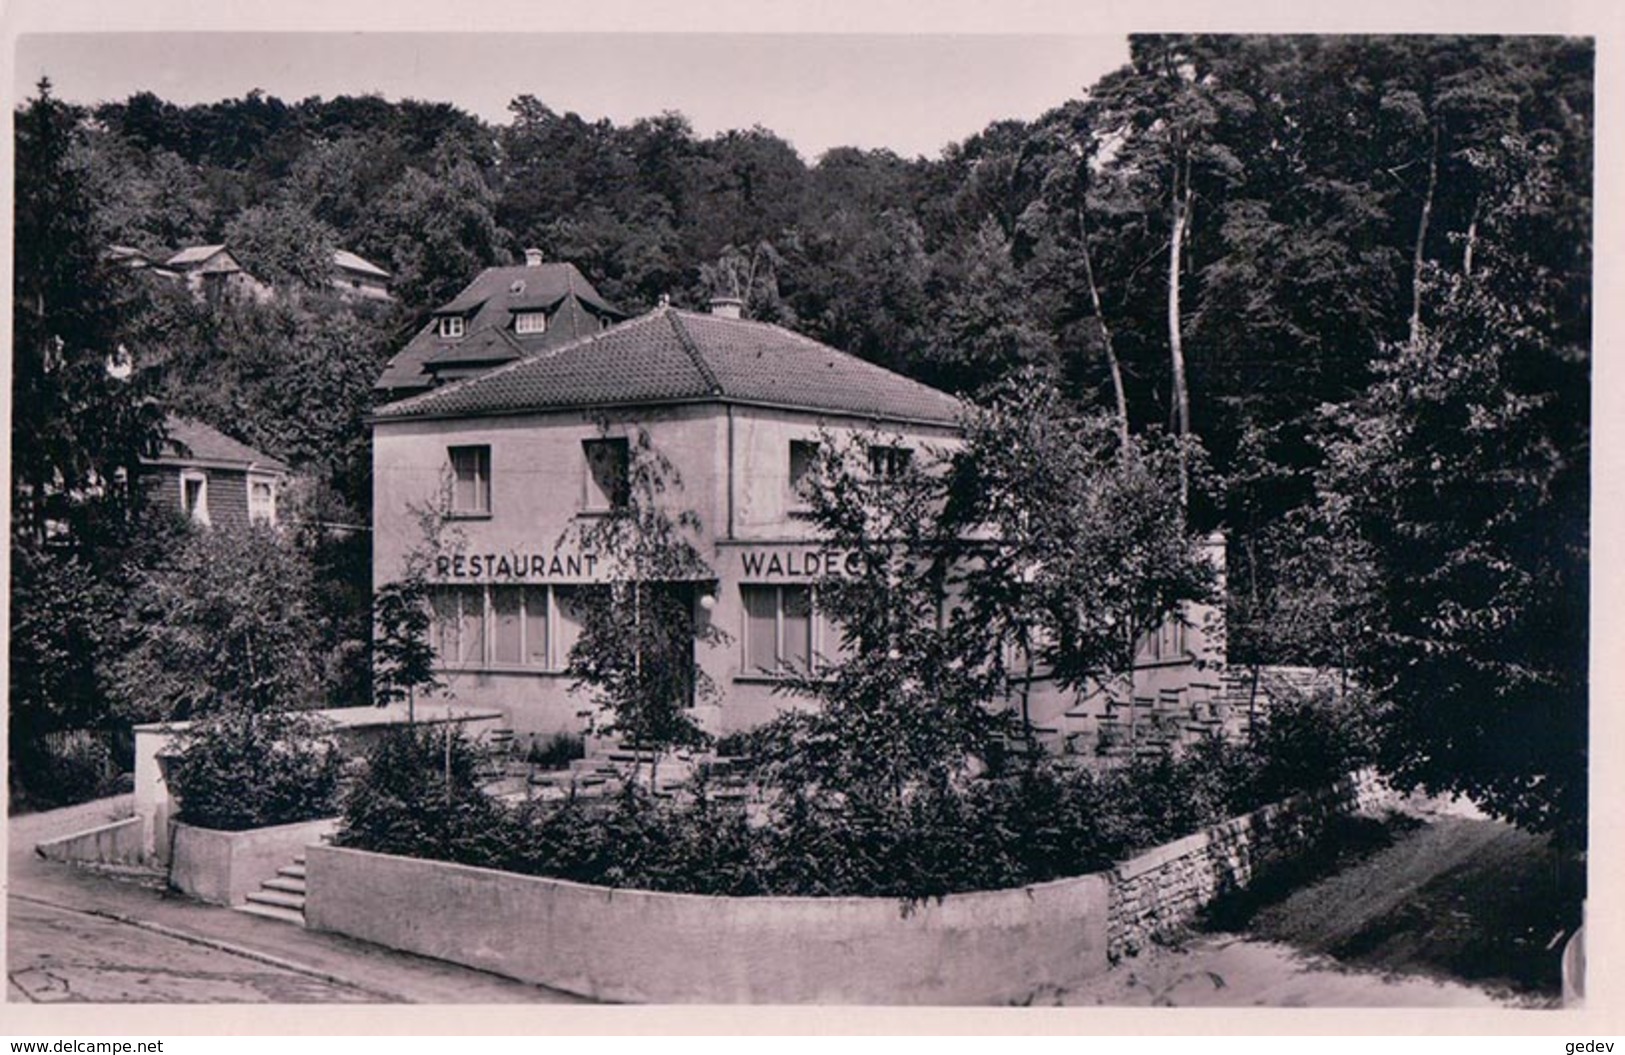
[9,731,129,814]
[1248,682,1384,803]
[337,725,519,865]
[165,708,342,830]
[525,731,586,769]
[333,711,1377,898]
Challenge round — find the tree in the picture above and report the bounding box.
[13,80,167,549]
[108,524,324,722]
[367,160,509,311]
[945,375,1219,751]
[1313,130,1588,845]
[371,579,439,718]
[751,431,1015,802]
[562,426,727,786]
[922,218,1057,394]
[223,200,340,289]
[1089,37,1253,502]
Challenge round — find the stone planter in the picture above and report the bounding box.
[305,844,1111,1005]
[168,816,339,906]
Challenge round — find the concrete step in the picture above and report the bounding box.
[235,901,305,926]
[262,876,308,895]
[277,864,307,880]
[246,888,306,911]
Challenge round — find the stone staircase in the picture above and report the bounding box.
[236,854,309,926]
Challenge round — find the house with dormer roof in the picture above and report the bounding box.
[373,248,626,400]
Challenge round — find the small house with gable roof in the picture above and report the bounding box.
[147,417,290,530]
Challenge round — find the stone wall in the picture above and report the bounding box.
[1107,768,1391,959]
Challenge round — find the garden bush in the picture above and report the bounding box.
[332,715,1373,899]
[525,730,586,769]
[165,707,343,830]
[10,730,129,814]
[337,724,514,864]
[1247,682,1384,803]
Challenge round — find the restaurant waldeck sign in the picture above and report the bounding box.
[738,548,865,579]
[434,551,602,580]
[432,546,864,582]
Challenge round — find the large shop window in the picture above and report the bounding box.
[429,584,582,670]
[582,437,630,511]
[449,445,491,516]
[742,584,843,676]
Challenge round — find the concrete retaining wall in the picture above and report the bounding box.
[35,815,144,866]
[169,817,338,906]
[133,704,501,860]
[1108,768,1391,958]
[305,845,1110,1004]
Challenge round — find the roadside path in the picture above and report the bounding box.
[1055,801,1568,1008]
[7,797,586,1004]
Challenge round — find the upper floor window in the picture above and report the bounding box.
[180,468,210,526]
[789,439,820,509]
[248,477,278,525]
[582,437,630,511]
[449,445,491,516]
[438,316,466,339]
[868,444,913,480]
[514,311,547,335]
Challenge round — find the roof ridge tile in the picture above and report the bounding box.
[666,309,725,395]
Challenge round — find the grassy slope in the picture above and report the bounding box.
[1212,812,1584,996]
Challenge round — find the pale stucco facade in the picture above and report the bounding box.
[373,401,963,738]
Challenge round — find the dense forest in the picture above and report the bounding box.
[13,35,1591,839]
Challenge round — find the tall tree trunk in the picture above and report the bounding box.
[1077,202,1130,451]
[1409,124,1440,347]
[1463,196,1481,278]
[1167,164,1193,507]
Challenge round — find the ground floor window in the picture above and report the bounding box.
[179,468,210,525]
[430,584,586,671]
[741,584,842,675]
[1138,616,1189,663]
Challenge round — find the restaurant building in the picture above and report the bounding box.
[372,267,1223,748]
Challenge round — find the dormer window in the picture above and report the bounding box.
[514,311,547,336]
[439,316,466,340]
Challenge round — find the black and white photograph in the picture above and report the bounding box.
[2,0,1606,1032]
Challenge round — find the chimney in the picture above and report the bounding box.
[524,248,545,267]
[709,296,744,320]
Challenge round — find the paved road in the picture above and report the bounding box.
[7,797,586,1005]
[9,897,379,1003]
